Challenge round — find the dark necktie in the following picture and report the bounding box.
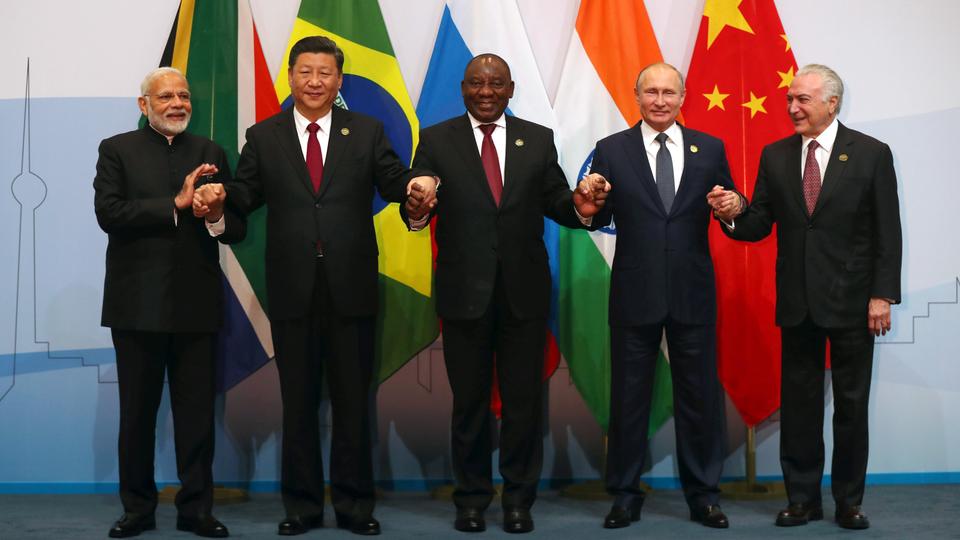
[802,139,821,215]
[306,122,324,193]
[655,132,675,213]
[479,123,503,206]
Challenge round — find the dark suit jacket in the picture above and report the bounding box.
[592,123,735,327]
[228,106,424,321]
[94,126,245,333]
[723,122,902,328]
[405,114,584,320]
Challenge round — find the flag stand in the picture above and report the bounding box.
[559,434,650,500]
[720,426,785,500]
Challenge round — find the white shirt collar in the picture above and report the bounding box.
[468,112,507,131]
[293,105,333,135]
[803,117,839,152]
[640,121,682,147]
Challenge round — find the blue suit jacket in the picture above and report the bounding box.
[592,122,735,326]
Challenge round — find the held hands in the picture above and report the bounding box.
[706,185,743,222]
[868,297,892,336]
[405,176,439,221]
[573,173,611,217]
[193,182,226,222]
[175,163,218,211]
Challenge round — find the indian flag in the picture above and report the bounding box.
[272,0,438,382]
[554,0,673,434]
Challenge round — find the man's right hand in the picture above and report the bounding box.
[405,176,438,221]
[707,185,742,222]
[175,163,218,210]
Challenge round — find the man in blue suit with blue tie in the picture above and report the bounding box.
[588,62,739,530]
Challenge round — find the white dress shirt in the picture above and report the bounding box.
[801,117,839,183]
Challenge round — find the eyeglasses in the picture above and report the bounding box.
[144,92,192,104]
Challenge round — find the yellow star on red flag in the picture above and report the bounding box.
[703,84,730,111]
[741,92,767,118]
[777,66,795,89]
[704,0,755,49]
[780,33,791,52]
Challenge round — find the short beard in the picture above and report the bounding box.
[146,103,191,136]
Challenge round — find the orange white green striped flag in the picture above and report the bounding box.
[554,0,673,434]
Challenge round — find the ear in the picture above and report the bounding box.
[828,95,839,115]
[137,96,148,116]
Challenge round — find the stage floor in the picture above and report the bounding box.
[0,484,955,538]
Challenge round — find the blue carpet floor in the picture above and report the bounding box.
[0,485,956,539]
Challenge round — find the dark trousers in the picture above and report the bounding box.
[606,319,726,509]
[112,329,216,518]
[780,317,874,509]
[442,271,546,511]
[272,259,375,519]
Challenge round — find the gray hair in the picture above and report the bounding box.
[635,62,685,94]
[796,64,844,113]
[140,67,187,96]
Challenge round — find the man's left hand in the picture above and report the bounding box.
[573,173,611,218]
[405,176,438,220]
[868,297,892,336]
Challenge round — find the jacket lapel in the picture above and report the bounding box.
[319,107,351,199]
[501,116,523,208]
[783,134,807,218]
[449,114,498,208]
[273,107,316,198]
[672,126,699,215]
[623,123,667,216]
[811,122,851,217]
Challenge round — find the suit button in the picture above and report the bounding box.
[807,224,813,230]
[314,202,321,209]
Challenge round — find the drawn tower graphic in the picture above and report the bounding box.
[4,60,47,403]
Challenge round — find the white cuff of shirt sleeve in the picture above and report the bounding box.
[205,215,226,237]
[408,214,430,232]
[721,217,735,230]
[574,207,593,227]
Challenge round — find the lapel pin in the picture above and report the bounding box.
[838,153,848,162]
[515,138,524,147]
[341,127,350,136]
[690,144,699,153]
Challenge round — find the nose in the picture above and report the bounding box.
[787,100,799,115]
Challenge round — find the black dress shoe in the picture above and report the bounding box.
[108,513,156,538]
[502,507,534,534]
[454,507,486,532]
[835,506,870,530]
[603,502,642,529]
[690,505,729,529]
[775,502,824,526]
[335,512,381,535]
[278,514,323,536]
[176,514,229,538]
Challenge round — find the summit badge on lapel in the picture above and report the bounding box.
[838,153,849,162]
[515,139,524,147]
[690,144,699,153]
[341,127,350,136]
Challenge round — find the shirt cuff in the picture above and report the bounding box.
[575,207,593,227]
[205,215,225,237]
[408,214,430,231]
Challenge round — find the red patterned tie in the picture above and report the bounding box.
[479,124,502,206]
[306,122,324,193]
[802,139,820,215]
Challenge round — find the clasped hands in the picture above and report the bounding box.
[405,176,439,221]
[706,185,743,222]
[574,173,612,217]
[174,163,226,222]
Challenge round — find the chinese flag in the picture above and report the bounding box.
[681,0,798,426]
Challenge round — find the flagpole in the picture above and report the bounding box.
[720,425,785,500]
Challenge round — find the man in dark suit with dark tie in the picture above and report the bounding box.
[401,54,608,534]
[588,62,733,530]
[94,67,243,538]
[710,64,902,530]
[224,36,436,536]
